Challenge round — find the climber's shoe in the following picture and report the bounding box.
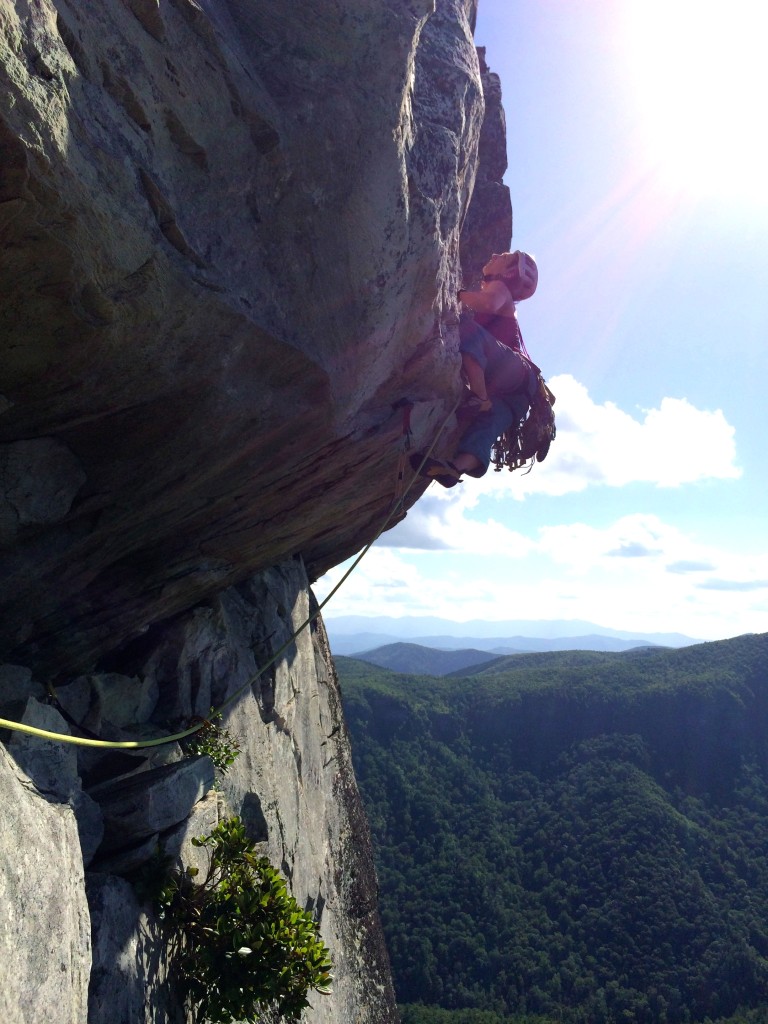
[409,453,462,488]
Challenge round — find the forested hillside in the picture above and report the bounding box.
[337,634,768,1024]
[352,643,500,676]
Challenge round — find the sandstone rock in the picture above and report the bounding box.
[195,561,399,1021]
[2,560,399,1021]
[0,743,91,1024]
[51,674,93,725]
[90,832,163,877]
[0,0,497,674]
[160,788,222,875]
[77,733,183,792]
[87,793,224,1017]
[0,437,86,547]
[82,558,398,1022]
[137,606,223,722]
[93,787,223,875]
[0,1,512,1020]
[72,786,106,868]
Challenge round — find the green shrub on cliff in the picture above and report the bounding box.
[182,710,241,774]
[152,817,332,1022]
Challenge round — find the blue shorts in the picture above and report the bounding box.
[456,394,530,476]
[457,318,535,476]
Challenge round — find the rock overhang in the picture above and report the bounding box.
[0,0,511,673]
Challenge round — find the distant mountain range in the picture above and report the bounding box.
[348,643,501,676]
[324,615,701,658]
[350,638,672,675]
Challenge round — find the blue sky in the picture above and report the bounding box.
[317,1,768,642]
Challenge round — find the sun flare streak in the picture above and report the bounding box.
[621,1,768,205]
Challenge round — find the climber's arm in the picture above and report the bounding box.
[457,279,509,314]
[461,352,489,402]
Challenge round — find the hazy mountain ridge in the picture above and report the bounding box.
[326,614,700,644]
[338,632,768,1024]
[348,636,666,673]
[326,616,699,657]
[349,643,502,676]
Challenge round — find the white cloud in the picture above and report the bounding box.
[377,375,741,557]
[315,379,752,643]
[316,547,428,616]
[529,514,768,637]
[466,374,741,500]
[536,513,673,570]
[315,513,768,642]
[379,490,534,556]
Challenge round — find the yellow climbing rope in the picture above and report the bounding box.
[0,396,461,750]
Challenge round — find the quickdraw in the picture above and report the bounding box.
[492,375,556,474]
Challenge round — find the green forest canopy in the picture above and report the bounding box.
[338,633,768,1024]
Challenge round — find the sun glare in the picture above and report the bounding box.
[620,1,768,205]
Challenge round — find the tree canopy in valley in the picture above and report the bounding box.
[338,634,768,1024]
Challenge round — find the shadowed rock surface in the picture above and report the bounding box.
[1,0,509,674]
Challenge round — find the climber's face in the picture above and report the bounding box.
[482,253,508,277]
[482,251,538,300]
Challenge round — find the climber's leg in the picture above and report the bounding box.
[454,396,515,477]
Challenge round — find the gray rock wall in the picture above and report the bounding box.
[460,45,514,284]
[0,743,91,1024]
[0,0,489,675]
[1,559,398,1023]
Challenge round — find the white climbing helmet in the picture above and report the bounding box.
[483,250,538,300]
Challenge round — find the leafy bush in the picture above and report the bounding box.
[153,817,332,1022]
[183,711,241,774]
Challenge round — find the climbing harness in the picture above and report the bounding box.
[491,369,556,474]
[0,396,461,750]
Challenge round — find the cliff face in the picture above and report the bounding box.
[0,0,513,1020]
[2,559,400,1024]
[1,0,507,675]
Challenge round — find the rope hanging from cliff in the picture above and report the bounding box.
[0,395,461,750]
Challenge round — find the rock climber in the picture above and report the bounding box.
[412,251,539,488]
